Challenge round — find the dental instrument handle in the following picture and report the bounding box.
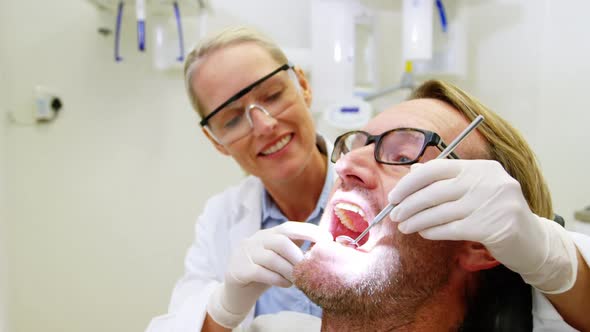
[173,1,185,61]
[437,115,484,160]
[351,204,396,245]
[348,114,485,246]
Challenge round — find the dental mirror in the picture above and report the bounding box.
[335,115,485,248]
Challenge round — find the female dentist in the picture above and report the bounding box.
[147,26,334,332]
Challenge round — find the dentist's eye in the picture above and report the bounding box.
[223,113,243,129]
[264,90,283,103]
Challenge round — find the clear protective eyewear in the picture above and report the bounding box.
[331,128,460,165]
[199,63,299,145]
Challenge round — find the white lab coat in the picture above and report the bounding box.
[147,175,265,332]
[531,232,590,331]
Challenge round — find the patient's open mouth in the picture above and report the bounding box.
[332,202,370,246]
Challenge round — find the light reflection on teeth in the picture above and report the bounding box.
[335,202,365,217]
[334,209,355,231]
[261,134,292,155]
[334,202,367,232]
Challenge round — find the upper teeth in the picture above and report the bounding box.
[334,202,366,232]
[261,135,292,155]
[336,202,365,217]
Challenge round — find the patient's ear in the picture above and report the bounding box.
[457,241,500,272]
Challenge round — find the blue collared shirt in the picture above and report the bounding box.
[254,136,334,319]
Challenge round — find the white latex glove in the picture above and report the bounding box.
[387,159,578,294]
[206,221,332,329]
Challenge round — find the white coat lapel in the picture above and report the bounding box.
[228,177,264,246]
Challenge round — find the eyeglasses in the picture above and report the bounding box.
[331,128,460,165]
[199,63,298,145]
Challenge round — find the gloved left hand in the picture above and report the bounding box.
[387,159,578,294]
[206,221,332,329]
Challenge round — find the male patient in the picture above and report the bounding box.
[292,80,590,331]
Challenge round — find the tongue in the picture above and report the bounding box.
[341,209,369,232]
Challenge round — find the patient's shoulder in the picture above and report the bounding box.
[235,311,321,332]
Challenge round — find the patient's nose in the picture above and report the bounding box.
[334,145,378,189]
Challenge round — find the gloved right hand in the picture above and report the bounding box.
[387,159,578,294]
[206,221,332,329]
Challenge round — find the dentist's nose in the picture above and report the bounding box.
[248,107,277,136]
[334,146,378,189]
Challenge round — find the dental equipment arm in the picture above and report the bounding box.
[363,1,446,102]
[206,222,331,329]
[364,61,415,101]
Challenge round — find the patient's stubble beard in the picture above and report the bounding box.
[293,232,457,328]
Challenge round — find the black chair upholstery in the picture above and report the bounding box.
[460,266,532,332]
[554,213,565,227]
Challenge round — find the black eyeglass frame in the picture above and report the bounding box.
[199,63,293,127]
[331,128,461,165]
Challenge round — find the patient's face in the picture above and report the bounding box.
[294,100,472,316]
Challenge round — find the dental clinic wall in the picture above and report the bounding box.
[452,0,590,235]
[2,0,238,330]
[0,135,5,332]
[1,1,590,332]
[0,87,6,332]
[0,0,310,332]
[0,18,9,332]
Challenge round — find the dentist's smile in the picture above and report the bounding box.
[258,133,293,156]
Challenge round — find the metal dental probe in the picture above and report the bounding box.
[335,115,485,248]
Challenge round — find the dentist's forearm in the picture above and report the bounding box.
[545,249,590,332]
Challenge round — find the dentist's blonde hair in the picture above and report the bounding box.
[409,80,553,219]
[184,26,289,118]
